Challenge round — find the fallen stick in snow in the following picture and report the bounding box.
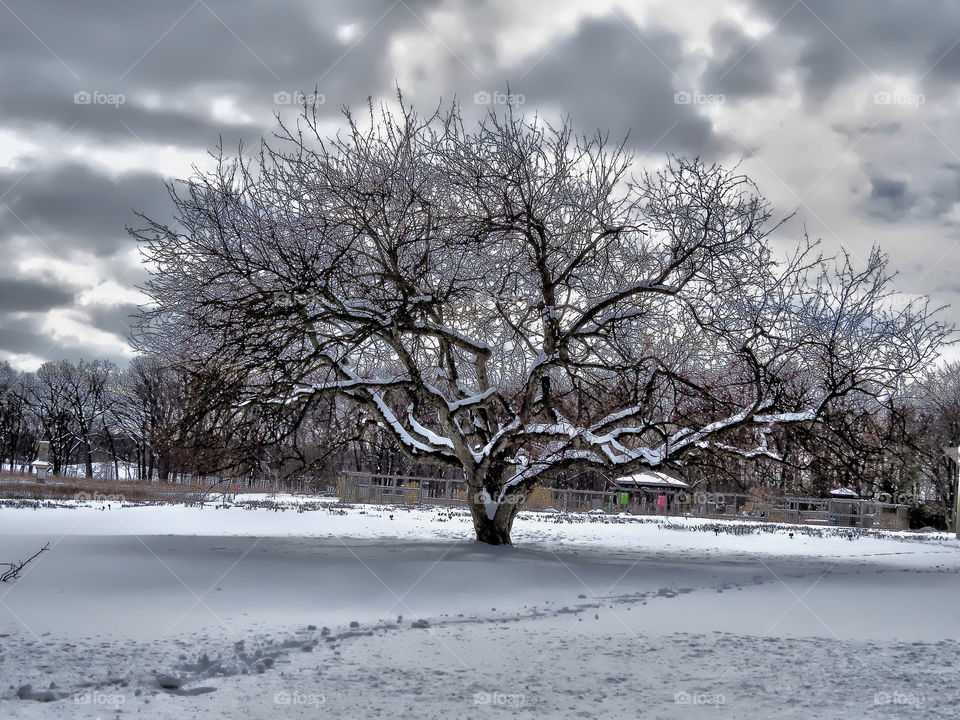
[1,542,50,582]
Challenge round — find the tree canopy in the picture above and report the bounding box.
[132,95,950,543]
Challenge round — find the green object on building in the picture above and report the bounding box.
[619,492,629,505]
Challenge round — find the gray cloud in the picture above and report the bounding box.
[857,159,960,223]
[701,22,781,99]
[865,176,914,219]
[85,303,140,340]
[0,314,57,360]
[0,303,134,366]
[3,0,960,365]
[0,277,74,313]
[0,319,124,365]
[0,0,449,366]
[831,122,902,139]
[744,0,960,102]
[517,16,719,154]
[0,162,171,257]
[0,0,440,148]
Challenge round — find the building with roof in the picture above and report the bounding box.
[611,471,690,514]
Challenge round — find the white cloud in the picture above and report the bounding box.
[337,23,359,43]
[75,281,145,308]
[0,350,46,372]
[40,308,134,360]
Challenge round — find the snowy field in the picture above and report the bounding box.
[1,497,959,718]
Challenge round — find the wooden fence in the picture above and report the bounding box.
[337,472,910,530]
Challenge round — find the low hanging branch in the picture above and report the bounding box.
[1,543,50,582]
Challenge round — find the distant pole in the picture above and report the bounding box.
[944,447,960,539]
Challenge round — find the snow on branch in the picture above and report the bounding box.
[370,392,453,457]
[406,406,455,450]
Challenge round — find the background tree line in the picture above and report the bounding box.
[0,354,464,488]
[1,354,960,527]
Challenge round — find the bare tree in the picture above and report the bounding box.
[132,96,949,544]
[908,361,960,527]
[64,360,115,478]
[111,355,186,481]
[0,362,34,472]
[22,360,116,477]
[24,362,76,474]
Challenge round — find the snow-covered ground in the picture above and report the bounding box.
[1,497,958,718]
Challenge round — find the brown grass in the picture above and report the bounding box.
[0,472,281,504]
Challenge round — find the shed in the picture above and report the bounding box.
[828,487,860,527]
[612,471,689,514]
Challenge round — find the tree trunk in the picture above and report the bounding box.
[105,429,119,480]
[466,478,529,546]
[84,437,94,479]
[158,454,170,482]
[468,502,514,545]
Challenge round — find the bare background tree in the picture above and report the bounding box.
[0,362,32,473]
[907,362,960,526]
[23,362,78,475]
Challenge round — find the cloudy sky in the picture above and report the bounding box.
[1,0,959,370]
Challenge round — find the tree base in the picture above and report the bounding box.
[468,497,517,545]
[472,521,513,546]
